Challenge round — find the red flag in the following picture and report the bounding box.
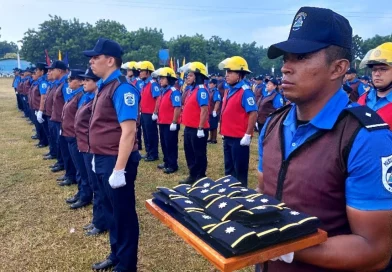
[45,50,51,66]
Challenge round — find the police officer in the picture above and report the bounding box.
[256,78,285,130]
[22,68,34,126]
[218,56,257,187]
[17,70,30,119]
[257,7,392,271]
[60,69,93,209]
[76,67,108,236]
[343,67,362,101]
[139,60,160,161]
[175,71,184,90]
[359,75,374,95]
[12,68,23,111]
[207,78,221,144]
[84,38,141,272]
[155,67,182,174]
[253,75,266,103]
[358,42,392,129]
[32,62,49,148]
[179,62,210,184]
[42,68,57,160]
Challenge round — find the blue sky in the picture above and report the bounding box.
[1,0,391,49]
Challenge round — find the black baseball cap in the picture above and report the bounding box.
[268,7,352,59]
[83,38,124,59]
[35,62,48,70]
[209,79,218,85]
[46,60,67,71]
[79,67,100,81]
[68,69,85,80]
[255,75,264,80]
[346,67,357,74]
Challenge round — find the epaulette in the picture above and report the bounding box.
[242,84,250,90]
[344,106,389,131]
[171,86,177,92]
[118,75,128,84]
[150,79,156,84]
[198,84,205,89]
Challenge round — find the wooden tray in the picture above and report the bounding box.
[146,199,327,272]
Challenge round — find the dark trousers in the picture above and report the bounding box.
[137,124,142,151]
[30,109,48,146]
[65,137,93,202]
[59,134,76,180]
[46,118,57,157]
[52,121,64,167]
[223,137,250,187]
[95,152,140,271]
[82,153,107,231]
[141,113,159,159]
[21,95,29,117]
[184,127,208,178]
[16,91,23,111]
[159,124,179,170]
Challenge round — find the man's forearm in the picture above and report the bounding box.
[198,106,208,128]
[246,111,257,134]
[257,171,264,193]
[173,107,181,123]
[213,101,221,112]
[153,98,159,114]
[295,234,390,271]
[39,95,46,111]
[114,121,136,170]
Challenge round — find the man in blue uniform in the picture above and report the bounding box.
[257,7,392,272]
[359,75,374,95]
[84,38,141,272]
[34,62,49,148]
[207,78,221,144]
[12,68,23,111]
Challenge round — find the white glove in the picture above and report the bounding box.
[255,122,259,131]
[37,111,44,123]
[197,129,205,138]
[240,134,252,146]
[35,111,38,116]
[108,169,127,189]
[271,252,294,263]
[16,91,18,94]
[91,155,95,173]
[212,111,217,118]
[152,113,158,121]
[170,123,177,131]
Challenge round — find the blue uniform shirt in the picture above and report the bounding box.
[346,79,366,96]
[363,88,392,111]
[258,89,392,211]
[64,86,84,102]
[191,85,209,106]
[265,90,285,109]
[13,75,21,88]
[177,78,184,88]
[98,69,140,123]
[358,83,374,96]
[162,86,182,107]
[78,91,95,108]
[38,74,49,95]
[210,87,222,103]
[143,76,160,98]
[227,80,258,113]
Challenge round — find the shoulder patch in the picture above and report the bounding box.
[381,155,392,193]
[124,92,135,106]
[199,84,205,89]
[150,79,155,84]
[344,106,389,131]
[171,86,177,92]
[41,82,48,89]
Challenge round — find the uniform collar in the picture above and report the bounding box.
[229,80,246,92]
[348,78,359,85]
[59,74,68,84]
[102,69,121,85]
[283,88,349,130]
[368,88,392,102]
[143,76,152,84]
[161,85,171,94]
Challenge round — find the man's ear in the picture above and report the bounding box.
[330,59,350,81]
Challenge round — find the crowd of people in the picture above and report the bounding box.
[8,5,392,272]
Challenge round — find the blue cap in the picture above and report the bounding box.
[83,38,124,58]
[209,79,218,85]
[360,75,370,81]
[46,60,67,70]
[35,62,48,70]
[346,67,357,74]
[68,69,85,80]
[255,75,264,81]
[269,78,279,86]
[79,67,100,81]
[268,7,352,59]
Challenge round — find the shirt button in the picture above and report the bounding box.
[292,143,297,147]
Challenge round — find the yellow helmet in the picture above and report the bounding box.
[155,67,177,79]
[359,42,392,69]
[139,61,155,72]
[127,61,138,70]
[218,56,252,73]
[188,62,208,78]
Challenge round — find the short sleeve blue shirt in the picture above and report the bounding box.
[258,88,392,211]
[38,75,49,95]
[13,76,21,88]
[194,85,209,106]
[100,70,140,123]
[363,88,392,112]
[78,91,95,109]
[210,88,222,102]
[265,90,285,109]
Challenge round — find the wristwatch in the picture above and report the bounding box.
[198,127,203,130]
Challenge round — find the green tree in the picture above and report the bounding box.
[0,41,18,58]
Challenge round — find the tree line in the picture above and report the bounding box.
[0,16,391,75]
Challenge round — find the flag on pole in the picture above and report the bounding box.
[58,50,62,61]
[44,50,51,66]
[176,59,180,72]
[63,51,69,67]
[170,57,174,69]
[181,57,186,79]
[17,52,21,69]
[206,62,209,75]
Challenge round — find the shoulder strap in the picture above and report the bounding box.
[343,106,389,131]
[118,75,128,84]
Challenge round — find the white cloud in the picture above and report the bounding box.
[251,24,291,48]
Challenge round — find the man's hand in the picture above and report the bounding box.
[108,169,126,189]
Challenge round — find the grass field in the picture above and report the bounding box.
[0,78,259,272]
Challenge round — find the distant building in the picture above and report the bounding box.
[0,59,31,74]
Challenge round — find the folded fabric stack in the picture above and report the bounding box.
[152,175,320,257]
